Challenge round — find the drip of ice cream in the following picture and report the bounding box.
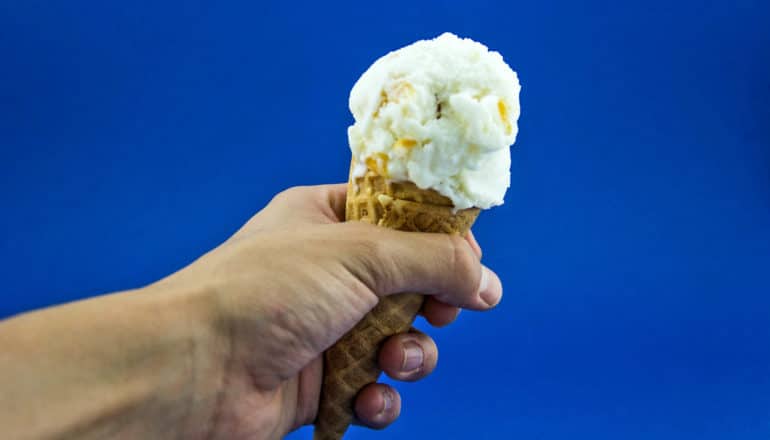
[347,32,521,210]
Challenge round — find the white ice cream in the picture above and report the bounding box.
[347,32,521,210]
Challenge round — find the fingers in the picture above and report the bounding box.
[378,331,438,382]
[355,331,438,429]
[347,224,503,311]
[420,297,461,327]
[353,383,401,430]
[353,331,439,429]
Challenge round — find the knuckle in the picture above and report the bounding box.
[358,231,397,291]
[271,185,309,204]
[343,227,394,295]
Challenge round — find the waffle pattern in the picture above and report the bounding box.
[313,164,480,440]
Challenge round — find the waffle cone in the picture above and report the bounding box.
[313,161,480,440]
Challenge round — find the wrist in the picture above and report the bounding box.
[138,279,229,439]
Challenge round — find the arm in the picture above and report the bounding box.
[0,184,502,440]
[0,285,216,439]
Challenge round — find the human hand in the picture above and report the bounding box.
[159,184,502,439]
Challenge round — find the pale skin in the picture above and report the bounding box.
[0,184,503,439]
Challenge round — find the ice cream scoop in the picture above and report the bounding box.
[347,32,521,210]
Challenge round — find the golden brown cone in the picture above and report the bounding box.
[313,161,480,440]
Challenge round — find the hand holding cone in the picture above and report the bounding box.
[313,162,479,440]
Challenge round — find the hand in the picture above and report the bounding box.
[160,184,503,439]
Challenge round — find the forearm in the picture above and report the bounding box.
[0,284,221,439]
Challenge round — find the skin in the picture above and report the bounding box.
[0,184,502,439]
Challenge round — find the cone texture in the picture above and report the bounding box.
[313,163,480,440]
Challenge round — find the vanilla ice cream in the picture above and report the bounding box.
[347,32,521,210]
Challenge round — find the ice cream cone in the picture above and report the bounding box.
[313,160,480,440]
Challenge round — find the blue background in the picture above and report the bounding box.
[2,1,769,438]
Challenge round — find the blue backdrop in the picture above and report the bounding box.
[1,1,769,439]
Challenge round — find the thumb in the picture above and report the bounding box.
[344,223,503,311]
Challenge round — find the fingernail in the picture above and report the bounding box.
[402,341,424,373]
[379,389,393,415]
[478,265,500,307]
